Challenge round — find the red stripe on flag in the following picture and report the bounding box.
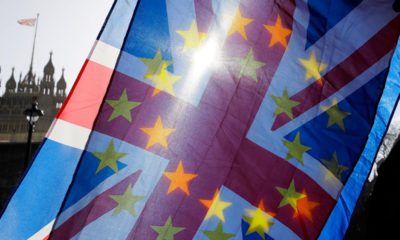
[225,139,335,239]
[271,16,400,131]
[57,60,114,129]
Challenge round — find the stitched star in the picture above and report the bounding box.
[202,221,235,240]
[106,89,141,123]
[92,140,127,174]
[140,116,176,149]
[151,216,185,240]
[228,7,253,40]
[176,20,207,51]
[204,191,232,222]
[163,161,198,195]
[237,48,266,82]
[271,88,300,119]
[140,49,172,80]
[321,99,351,131]
[282,132,311,165]
[299,51,327,85]
[264,15,291,48]
[200,188,220,208]
[151,63,181,97]
[243,201,274,239]
[296,194,319,222]
[276,180,306,212]
[109,184,144,216]
[322,152,348,181]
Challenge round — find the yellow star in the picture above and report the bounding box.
[176,20,207,52]
[105,89,141,123]
[283,132,311,165]
[271,88,300,119]
[199,188,220,209]
[299,51,327,85]
[276,180,306,212]
[109,184,144,216]
[237,48,266,82]
[205,191,232,222]
[140,116,176,149]
[228,7,253,40]
[151,63,181,97]
[140,49,172,80]
[244,201,274,239]
[151,216,185,240]
[264,15,292,48]
[321,99,351,131]
[296,193,319,222]
[282,132,311,165]
[92,140,127,174]
[163,161,198,195]
[322,152,348,181]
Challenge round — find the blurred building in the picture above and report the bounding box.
[0,52,67,143]
[0,52,67,208]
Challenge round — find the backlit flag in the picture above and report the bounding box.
[1,0,400,239]
[17,18,37,27]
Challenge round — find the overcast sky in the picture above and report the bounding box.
[0,0,114,94]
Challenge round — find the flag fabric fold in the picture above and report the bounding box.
[1,0,399,239]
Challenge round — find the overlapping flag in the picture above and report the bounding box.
[1,0,400,239]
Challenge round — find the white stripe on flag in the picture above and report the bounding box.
[89,40,121,69]
[46,119,91,150]
[28,220,55,240]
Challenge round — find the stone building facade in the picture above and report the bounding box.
[0,52,67,209]
[0,52,67,143]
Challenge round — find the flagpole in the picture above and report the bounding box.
[29,13,39,71]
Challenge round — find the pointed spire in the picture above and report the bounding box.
[10,67,15,80]
[5,67,17,93]
[57,67,67,91]
[44,51,55,75]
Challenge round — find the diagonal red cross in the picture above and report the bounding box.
[52,1,400,240]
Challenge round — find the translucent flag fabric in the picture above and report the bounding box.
[1,0,400,239]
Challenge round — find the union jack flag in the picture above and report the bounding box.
[1,0,400,239]
[17,18,37,27]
